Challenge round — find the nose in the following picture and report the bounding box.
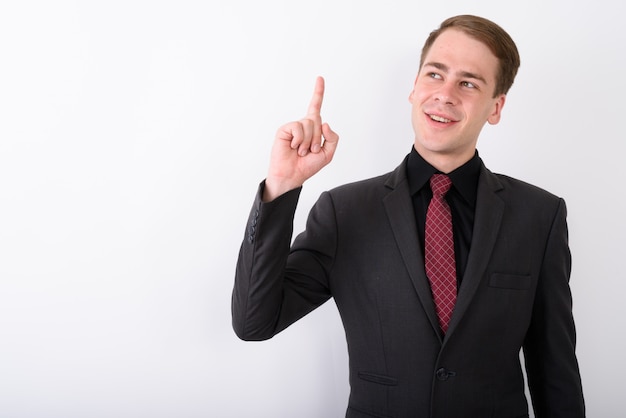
[434,82,457,105]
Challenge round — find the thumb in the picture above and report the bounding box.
[321,122,339,156]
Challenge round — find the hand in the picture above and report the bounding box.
[263,76,339,201]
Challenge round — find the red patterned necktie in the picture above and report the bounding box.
[425,174,457,334]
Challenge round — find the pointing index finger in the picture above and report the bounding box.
[306,76,325,117]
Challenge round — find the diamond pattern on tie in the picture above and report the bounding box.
[425,174,457,334]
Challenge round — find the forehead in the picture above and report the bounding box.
[422,29,499,82]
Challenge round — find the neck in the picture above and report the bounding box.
[413,145,475,174]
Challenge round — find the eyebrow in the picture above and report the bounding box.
[423,61,488,86]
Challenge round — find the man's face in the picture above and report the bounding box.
[409,29,506,171]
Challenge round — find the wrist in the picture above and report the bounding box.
[263,177,303,202]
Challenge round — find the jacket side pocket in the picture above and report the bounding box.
[357,371,398,386]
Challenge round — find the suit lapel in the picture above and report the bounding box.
[446,165,505,338]
[382,160,506,340]
[383,162,442,339]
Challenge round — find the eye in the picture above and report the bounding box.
[428,72,443,80]
[461,81,477,89]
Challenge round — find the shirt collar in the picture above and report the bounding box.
[406,146,481,207]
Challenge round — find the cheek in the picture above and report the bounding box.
[469,104,495,123]
[409,90,422,106]
[413,87,430,101]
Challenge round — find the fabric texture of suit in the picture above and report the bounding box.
[232,155,585,418]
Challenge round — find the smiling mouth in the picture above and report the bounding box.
[429,114,452,123]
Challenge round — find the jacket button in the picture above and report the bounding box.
[247,224,256,244]
[436,368,456,381]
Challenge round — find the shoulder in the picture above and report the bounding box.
[485,170,567,219]
[330,171,393,194]
[326,157,408,199]
[304,168,401,219]
[322,167,401,207]
[491,172,562,202]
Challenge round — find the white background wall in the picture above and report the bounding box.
[0,1,623,417]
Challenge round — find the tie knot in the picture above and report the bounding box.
[430,174,452,196]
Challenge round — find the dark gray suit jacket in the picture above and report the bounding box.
[232,156,584,418]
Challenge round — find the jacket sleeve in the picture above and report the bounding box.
[523,198,585,417]
[231,182,334,341]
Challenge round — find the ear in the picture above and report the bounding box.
[487,94,507,125]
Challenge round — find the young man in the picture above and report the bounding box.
[232,15,585,417]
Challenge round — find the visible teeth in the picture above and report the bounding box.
[430,114,451,123]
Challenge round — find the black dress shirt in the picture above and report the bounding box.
[406,147,481,287]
